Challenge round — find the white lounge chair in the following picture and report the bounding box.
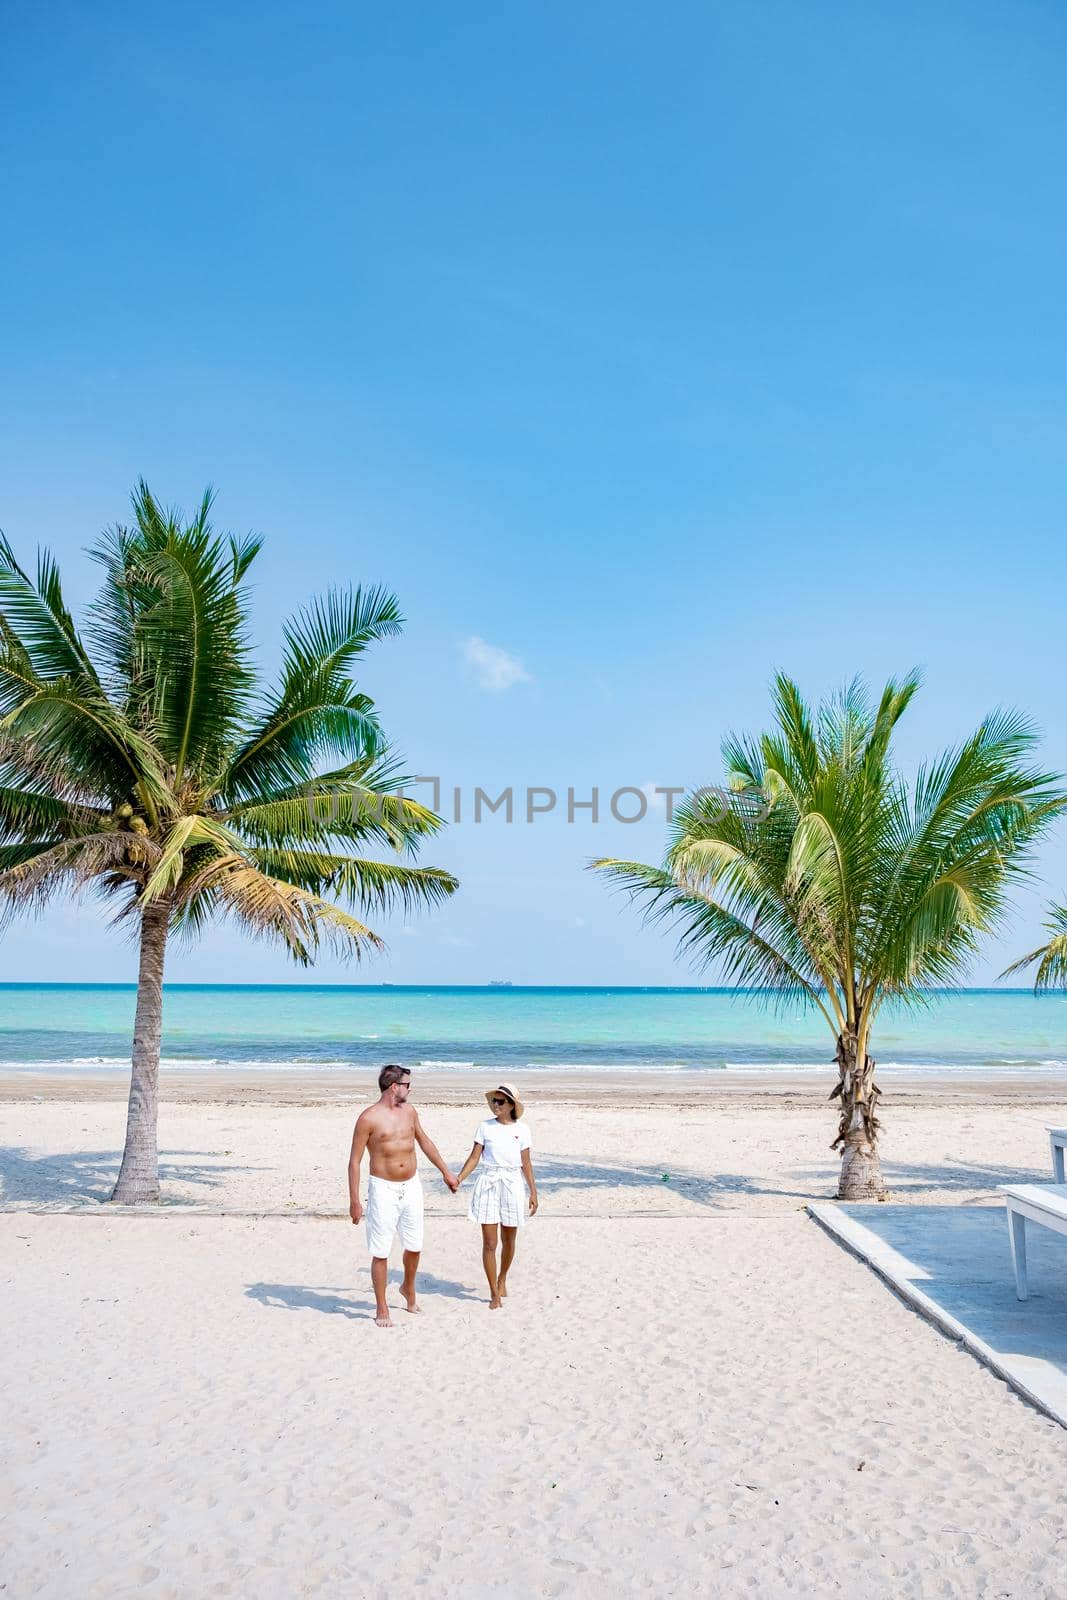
[1000,1184,1067,1300]
[1048,1128,1067,1184]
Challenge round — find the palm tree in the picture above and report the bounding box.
[593,673,1063,1200]
[1003,903,1067,990]
[0,483,457,1203]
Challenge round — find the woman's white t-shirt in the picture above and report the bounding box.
[475,1117,531,1169]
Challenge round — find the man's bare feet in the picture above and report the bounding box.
[374,1309,393,1328]
[400,1283,421,1314]
[489,1295,503,1310]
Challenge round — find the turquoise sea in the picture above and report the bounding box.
[1,984,1066,1074]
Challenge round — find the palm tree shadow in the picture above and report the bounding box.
[881,1157,1049,1195]
[793,1156,1050,1197]
[0,1146,255,1205]
[534,1155,804,1205]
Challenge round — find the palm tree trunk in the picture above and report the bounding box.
[110,895,171,1204]
[831,1032,887,1201]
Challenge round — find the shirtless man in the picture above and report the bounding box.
[348,1064,458,1328]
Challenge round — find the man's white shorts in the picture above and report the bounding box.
[365,1173,424,1258]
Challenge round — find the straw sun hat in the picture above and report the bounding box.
[485,1082,524,1120]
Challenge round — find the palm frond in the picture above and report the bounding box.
[229,533,263,585]
[865,710,1063,987]
[224,691,383,800]
[1002,904,1067,991]
[205,861,385,965]
[1,679,171,818]
[85,522,148,702]
[0,829,161,919]
[247,846,458,913]
[0,784,103,842]
[140,813,245,903]
[222,757,445,853]
[0,533,101,686]
[125,486,255,782]
[223,587,401,797]
[591,856,837,1025]
[281,585,403,677]
[0,840,66,875]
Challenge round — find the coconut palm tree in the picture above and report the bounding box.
[1003,903,1067,990]
[593,673,1063,1200]
[0,483,457,1203]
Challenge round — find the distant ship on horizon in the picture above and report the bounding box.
[488,979,513,987]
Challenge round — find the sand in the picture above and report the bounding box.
[3,1071,1067,1597]
[4,1067,1067,1212]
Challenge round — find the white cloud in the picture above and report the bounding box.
[463,635,531,693]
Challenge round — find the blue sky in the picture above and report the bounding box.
[3,0,1066,984]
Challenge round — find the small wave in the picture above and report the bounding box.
[2,1055,1067,1077]
[725,1059,1067,1074]
[0,1057,133,1071]
[0,1057,365,1073]
[522,1060,698,1072]
[161,1058,356,1071]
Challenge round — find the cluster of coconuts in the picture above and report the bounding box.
[105,801,149,836]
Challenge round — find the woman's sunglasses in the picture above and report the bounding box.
[489,1095,512,1107]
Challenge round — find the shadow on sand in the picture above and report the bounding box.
[535,1150,1052,1209]
[534,1154,809,1205]
[245,1283,372,1318]
[2,1146,1046,1211]
[0,1146,254,1205]
[818,1202,1067,1389]
[246,1270,481,1320]
[795,1156,1048,1198]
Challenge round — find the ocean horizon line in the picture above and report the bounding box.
[0,981,1053,995]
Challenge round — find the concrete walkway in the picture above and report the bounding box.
[809,1201,1067,1427]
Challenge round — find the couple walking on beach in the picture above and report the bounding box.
[347,1064,538,1327]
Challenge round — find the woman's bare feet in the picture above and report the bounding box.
[497,1277,508,1298]
[489,1295,503,1310]
[374,1308,393,1328]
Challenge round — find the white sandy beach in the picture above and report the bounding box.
[3,1074,1067,1598]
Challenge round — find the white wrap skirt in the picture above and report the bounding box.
[468,1165,527,1227]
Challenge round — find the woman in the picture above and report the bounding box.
[456,1082,538,1309]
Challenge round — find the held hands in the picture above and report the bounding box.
[444,1171,460,1194]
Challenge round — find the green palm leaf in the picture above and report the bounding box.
[223,587,401,798]
[247,846,458,913]
[0,534,101,687]
[222,756,445,853]
[1003,903,1067,991]
[203,861,385,966]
